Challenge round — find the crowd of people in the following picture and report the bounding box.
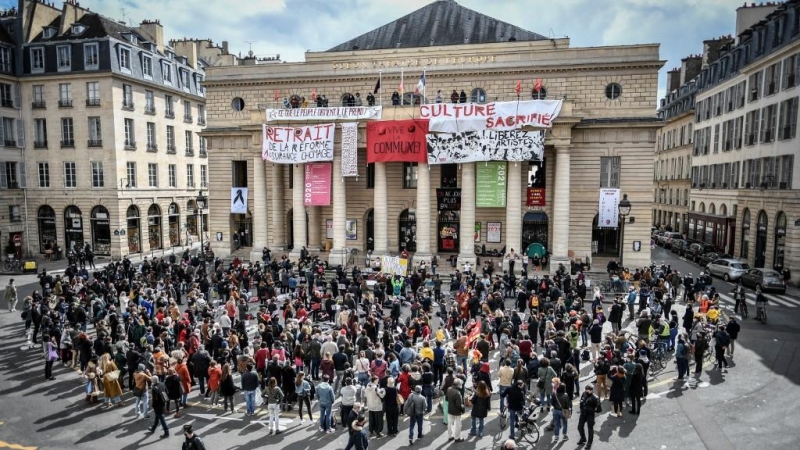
[6,247,746,450]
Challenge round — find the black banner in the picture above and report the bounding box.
[437,188,462,211]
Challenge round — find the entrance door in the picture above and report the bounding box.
[365,209,374,252]
[755,210,768,268]
[286,209,309,250]
[592,214,620,256]
[522,212,549,251]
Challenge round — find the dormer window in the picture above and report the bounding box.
[71,24,86,35]
[42,27,56,39]
[119,47,131,73]
[121,33,138,45]
[166,51,174,60]
[146,42,157,52]
[162,62,172,85]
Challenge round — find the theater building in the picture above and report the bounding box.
[203,0,662,271]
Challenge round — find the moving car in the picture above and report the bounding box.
[740,268,786,294]
[684,242,716,263]
[705,258,750,282]
[661,232,682,248]
[698,252,732,268]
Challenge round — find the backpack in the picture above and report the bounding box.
[153,383,169,405]
[540,280,548,291]
[716,332,731,347]
[581,349,591,361]
[510,347,520,366]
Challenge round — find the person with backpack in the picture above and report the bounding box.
[147,376,170,438]
[726,317,740,358]
[713,325,731,371]
[181,424,207,450]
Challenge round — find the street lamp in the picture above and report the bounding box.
[618,193,632,268]
[196,190,207,259]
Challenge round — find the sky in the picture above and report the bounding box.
[0,0,767,101]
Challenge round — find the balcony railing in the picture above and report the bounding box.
[61,139,75,148]
[86,98,101,107]
[87,139,103,147]
[32,100,46,109]
[166,145,176,154]
[145,104,156,115]
[147,143,158,152]
[197,117,206,126]
[122,100,135,111]
[58,99,73,108]
[165,111,175,119]
[183,114,193,123]
[185,147,194,156]
[34,140,48,149]
[124,140,137,150]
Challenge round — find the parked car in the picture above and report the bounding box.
[698,251,732,268]
[740,268,786,294]
[670,239,689,255]
[706,258,750,282]
[684,243,716,263]
[661,232,682,248]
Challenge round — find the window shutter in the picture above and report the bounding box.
[0,162,7,189]
[17,162,26,188]
[15,119,24,148]
[12,84,20,109]
[0,120,4,147]
[611,156,621,188]
[599,157,609,188]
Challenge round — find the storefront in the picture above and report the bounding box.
[687,212,733,253]
[63,205,84,251]
[90,206,111,255]
[148,204,162,250]
[522,211,549,251]
[168,203,181,247]
[755,210,768,268]
[127,205,141,254]
[37,205,57,253]
[774,211,786,270]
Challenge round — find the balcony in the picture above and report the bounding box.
[3,139,14,147]
[86,98,101,107]
[58,99,73,108]
[165,110,175,119]
[122,100,135,111]
[782,126,793,140]
[147,143,158,152]
[166,145,176,154]
[185,147,194,156]
[32,100,46,109]
[34,140,47,149]
[124,140,137,150]
[61,139,75,148]
[145,104,156,115]
[788,74,796,88]
[197,117,206,126]
[183,114,193,124]
[87,139,103,147]
[1,99,13,108]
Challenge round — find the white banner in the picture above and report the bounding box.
[262,123,335,164]
[341,122,359,177]
[598,188,621,228]
[381,255,409,276]
[266,106,382,122]
[426,129,544,164]
[231,188,248,214]
[420,100,562,133]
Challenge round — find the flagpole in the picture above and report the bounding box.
[422,68,426,105]
[379,70,383,107]
[401,69,404,104]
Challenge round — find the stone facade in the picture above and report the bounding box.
[653,111,693,234]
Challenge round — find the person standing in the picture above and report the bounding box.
[713,325,731,371]
[383,377,400,436]
[726,317,740,358]
[4,278,18,312]
[240,364,259,416]
[133,364,152,419]
[675,336,689,380]
[445,378,465,442]
[505,379,526,441]
[365,376,386,437]
[404,385,426,445]
[316,374,336,433]
[551,383,571,443]
[577,384,599,449]
[262,377,284,435]
[468,380,491,438]
[295,372,314,423]
[693,331,709,375]
[181,424,207,450]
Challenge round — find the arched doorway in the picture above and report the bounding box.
[699,202,706,213]
[709,203,716,215]
[755,210,768,268]
[127,205,141,253]
[37,205,57,253]
[168,203,180,247]
[720,204,728,216]
[285,208,309,250]
[774,212,786,270]
[365,209,374,252]
[186,200,198,239]
[64,205,84,251]
[148,204,162,250]
[90,206,111,255]
[592,214,620,257]
[740,208,751,259]
[522,211,549,252]
[437,210,460,253]
[398,208,417,252]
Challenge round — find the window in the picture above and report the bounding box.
[63,162,76,188]
[148,163,158,187]
[761,104,777,143]
[0,47,9,73]
[34,119,47,148]
[366,163,375,189]
[183,100,192,122]
[122,84,134,109]
[531,86,547,100]
[88,117,101,146]
[605,83,622,100]
[61,118,74,147]
[56,45,71,71]
[168,164,176,188]
[1,117,15,146]
[765,63,780,95]
[232,97,245,111]
[42,27,55,39]
[38,162,49,188]
[187,164,195,187]
[185,130,193,155]
[0,162,25,188]
[31,47,44,73]
[32,85,45,108]
[779,97,799,140]
[119,47,131,72]
[403,162,418,188]
[180,69,190,91]
[84,43,98,69]
[91,161,104,187]
[146,122,157,151]
[165,95,174,118]
[749,71,762,102]
[0,83,11,108]
[162,62,172,85]
[197,104,205,125]
[734,116,743,149]
[782,54,800,90]
[145,90,155,114]
[86,81,100,106]
[779,155,794,189]
[58,83,72,107]
[166,125,175,152]
[599,156,621,188]
[142,55,153,79]
[713,124,720,153]
[200,165,207,188]
[124,118,135,148]
[745,109,760,145]
[199,137,207,156]
[441,164,458,188]
[126,162,136,188]
[470,88,486,104]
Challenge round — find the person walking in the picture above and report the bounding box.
[262,377,284,435]
[133,364,152,419]
[240,363,259,416]
[383,377,400,436]
[364,376,386,437]
[207,361,222,405]
[404,385,426,445]
[445,378,465,442]
[577,384,599,449]
[100,353,124,407]
[316,374,336,433]
[551,383,571,443]
[181,424,207,450]
[147,376,170,438]
[4,278,18,312]
[726,317,740,358]
[468,380,491,438]
[44,335,58,380]
[505,379,526,441]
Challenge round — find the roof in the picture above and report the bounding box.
[31,13,147,47]
[0,23,15,46]
[327,0,547,52]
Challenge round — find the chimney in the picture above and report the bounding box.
[60,0,87,35]
[138,19,164,53]
[681,55,703,83]
[222,41,229,55]
[702,36,734,67]
[666,68,681,93]
[736,2,779,38]
[171,39,198,69]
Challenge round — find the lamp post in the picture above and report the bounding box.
[618,193,632,268]
[196,190,207,258]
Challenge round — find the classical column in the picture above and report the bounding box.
[550,146,571,274]
[504,162,522,275]
[289,164,306,259]
[270,164,286,252]
[249,157,268,263]
[329,153,349,265]
[373,162,388,254]
[415,162,432,263]
[457,162,477,267]
[307,206,321,251]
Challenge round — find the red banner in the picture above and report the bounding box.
[304,163,331,206]
[366,120,428,163]
[526,187,546,206]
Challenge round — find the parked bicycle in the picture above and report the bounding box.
[3,256,21,272]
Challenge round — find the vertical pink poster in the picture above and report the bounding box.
[304,163,332,206]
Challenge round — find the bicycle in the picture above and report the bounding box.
[514,405,541,446]
[732,290,748,318]
[3,258,21,272]
[755,301,767,324]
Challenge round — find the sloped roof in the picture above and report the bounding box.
[31,13,147,47]
[0,24,15,46]
[327,0,547,52]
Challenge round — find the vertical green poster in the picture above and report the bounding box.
[476,161,507,207]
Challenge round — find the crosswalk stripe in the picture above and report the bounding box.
[777,295,798,305]
[718,293,754,307]
[744,292,798,308]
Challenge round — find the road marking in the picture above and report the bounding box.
[0,442,37,450]
[188,413,242,421]
[763,294,796,308]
